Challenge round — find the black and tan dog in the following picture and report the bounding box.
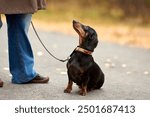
[64,20,105,96]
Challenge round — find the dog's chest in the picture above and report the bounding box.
[67,55,93,83]
[67,58,85,76]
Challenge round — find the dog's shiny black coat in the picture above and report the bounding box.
[64,20,105,96]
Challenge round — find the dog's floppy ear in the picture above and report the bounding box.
[93,35,98,48]
[86,34,98,51]
[91,33,98,47]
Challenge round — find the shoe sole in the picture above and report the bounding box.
[29,78,49,83]
[0,82,3,87]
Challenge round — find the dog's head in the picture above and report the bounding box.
[73,20,98,52]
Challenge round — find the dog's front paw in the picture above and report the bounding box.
[64,88,72,93]
[79,90,87,96]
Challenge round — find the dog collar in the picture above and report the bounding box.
[75,46,93,55]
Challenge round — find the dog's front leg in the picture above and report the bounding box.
[79,85,87,96]
[64,79,73,93]
[79,78,89,96]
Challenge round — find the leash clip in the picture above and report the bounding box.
[60,56,70,62]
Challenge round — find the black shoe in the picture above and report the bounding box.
[0,79,3,87]
[29,75,49,83]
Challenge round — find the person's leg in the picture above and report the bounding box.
[6,14,38,84]
[0,15,4,87]
[0,15,2,28]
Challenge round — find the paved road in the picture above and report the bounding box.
[0,24,150,100]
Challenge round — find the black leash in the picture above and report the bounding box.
[31,21,70,62]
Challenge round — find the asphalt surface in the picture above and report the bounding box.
[0,24,150,100]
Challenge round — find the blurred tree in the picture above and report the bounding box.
[46,0,150,23]
[110,0,150,23]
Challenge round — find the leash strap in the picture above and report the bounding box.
[31,21,70,62]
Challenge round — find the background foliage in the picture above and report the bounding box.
[35,0,150,24]
[32,0,150,49]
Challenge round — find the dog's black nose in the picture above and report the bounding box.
[73,20,77,24]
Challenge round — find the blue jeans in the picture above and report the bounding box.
[5,14,37,84]
[0,15,2,28]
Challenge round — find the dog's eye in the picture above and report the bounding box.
[89,35,94,40]
[89,34,96,40]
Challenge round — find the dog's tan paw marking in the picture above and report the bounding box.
[79,90,86,96]
[64,89,71,93]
